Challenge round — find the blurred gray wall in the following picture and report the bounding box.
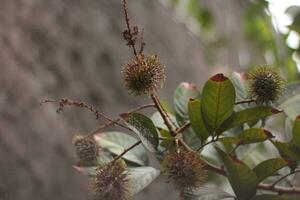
[0,0,210,199]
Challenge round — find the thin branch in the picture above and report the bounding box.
[41,98,129,130]
[122,0,138,56]
[271,169,300,188]
[154,94,177,128]
[176,122,191,134]
[235,99,255,105]
[204,163,300,194]
[41,99,103,118]
[139,28,146,54]
[126,103,155,113]
[111,140,142,163]
[197,137,218,151]
[151,94,176,136]
[85,103,155,138]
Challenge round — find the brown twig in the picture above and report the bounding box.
[139,28,146,54]
[197,137,218,151]
[85,103,155,138]
[122,0,138,56]
[235,99,255,105]
[204,163,300,194]
[111,140,142,163]
[127,103,155,113]
[41,98,129,130]
[271,169,300,188]
[176,122,191,134]
[150,94,176,136]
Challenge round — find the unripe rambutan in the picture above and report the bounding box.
[90,160,131,200]
[162,148,205,191]
[247,65,286,104]
[73,135,98,165]
[122,54,166,96]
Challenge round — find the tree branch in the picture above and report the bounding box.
[41,98,130,131]
[151,94,176,136]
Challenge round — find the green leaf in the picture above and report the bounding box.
[201,74,236,132]
[174,82,201,124]
[216,147,258,200]
[151,111,178,130]
[220,128,273,145]
[231,72,249,111]
[183,187,235,200]
[188,99,210,143]
[292,115,300,147]
[173,82,202,149]
[94,132,148,166]
[253,158,288,183]
[278,82,300,120]
[128,167,160,195]
[272,141,300,162]
[251,195,287,200]
[220,106,280,132]
[122,113,159,152]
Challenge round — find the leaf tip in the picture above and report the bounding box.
[271,108,282,114]
[210,73,228,82]
[263,129,275,138]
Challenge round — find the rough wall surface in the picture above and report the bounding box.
[0,0,208,199]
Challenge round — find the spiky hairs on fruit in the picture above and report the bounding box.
[247,65,286,104]
[162,148,205,191]
[90,160,131,200]
[73,135,98,165]
[122,54,166,96]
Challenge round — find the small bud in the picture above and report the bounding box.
[122,54,166,96]
[162,148,205,191]
[90,160,131,200]
[73,135,98,165]
[247,65,286,104]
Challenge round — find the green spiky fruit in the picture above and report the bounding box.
[247,65,286,104]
